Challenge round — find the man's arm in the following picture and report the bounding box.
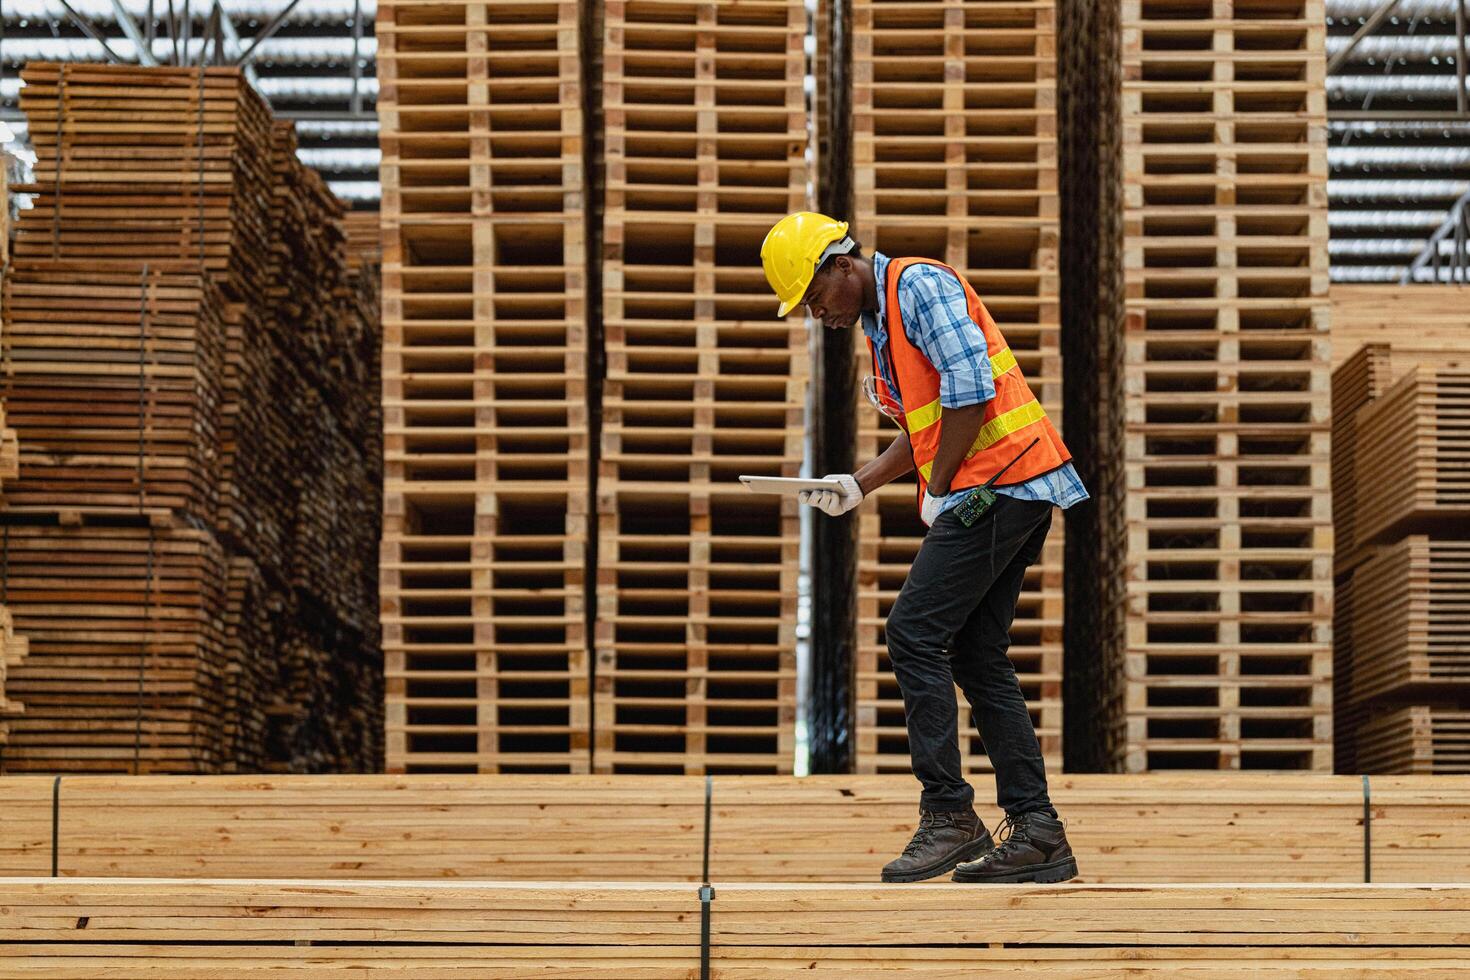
[924,403,982,496]
[896,265,997,498]
[855,429,916,496]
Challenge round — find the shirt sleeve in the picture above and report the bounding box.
[895,264,995,409]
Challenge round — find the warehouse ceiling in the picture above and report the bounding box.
[1,0,1465,279]
[0,0,379,207]
[1327,0,1470,282]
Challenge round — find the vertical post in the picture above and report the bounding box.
[1457,0,1467,115]
[350,0,363,115]
[809,0,857,774]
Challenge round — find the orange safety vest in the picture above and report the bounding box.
[865,257,1072,514]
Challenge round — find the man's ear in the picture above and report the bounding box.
[832,254,852,276]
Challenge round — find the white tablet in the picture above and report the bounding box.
[738,475,846,495]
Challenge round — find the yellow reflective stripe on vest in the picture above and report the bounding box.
[917,399,1048,481]
[990,346,1017,378]
[904,348,1020,437]
[906,397,943,435]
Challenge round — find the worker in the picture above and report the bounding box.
[760,212,1088,885]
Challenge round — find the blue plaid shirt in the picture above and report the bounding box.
[861,251,1090,515]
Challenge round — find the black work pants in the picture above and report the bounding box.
[885,492,1059,818]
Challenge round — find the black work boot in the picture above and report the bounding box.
[951,809,1078,883]
[881,807,994,883]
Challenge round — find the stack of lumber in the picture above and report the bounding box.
[377,0,591,772]
[1,265,226,522]
[12,64,273,292]
[1328,338,1470,770]
[1332,347,1470,773]
[0,608,25,751]
[850,0,1064,777]
[593,0,805,774]
[1061,0,1334,772]
[0,522,230,773]
[1329,284,1470,371]
[0,64,381,774]
[342,210,382,272]
[0,150,22,750]
[4,772,1466,884]
[4,878,1470,975]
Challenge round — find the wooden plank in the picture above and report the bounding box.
[9,772,1469,883]
[5,877,1470,974]
[52,774,704,880]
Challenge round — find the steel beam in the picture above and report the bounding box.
[1327,0,1407,74]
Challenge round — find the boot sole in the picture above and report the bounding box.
[951,854,1079,884]
[880,836,995,884]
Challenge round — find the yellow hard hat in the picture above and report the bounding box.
[760,211,853,317]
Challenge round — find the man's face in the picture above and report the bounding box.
[800,255,862,330]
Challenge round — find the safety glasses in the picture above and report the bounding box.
[861,373,905,420]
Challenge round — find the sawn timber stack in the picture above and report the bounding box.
[0,63,381,774]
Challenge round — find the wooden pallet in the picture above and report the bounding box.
[1060,0,1334,772]
[594,0,807,775]
[375,1,592,773]
[850,0,1064,776]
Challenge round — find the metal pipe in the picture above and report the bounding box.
[349,0,362,115]
[1458,0,1468,114]
[1328,0,1407,74]
[234,0,304,68]
[194,0,218,65]
[110,0,158,65]
[56,0,125,63]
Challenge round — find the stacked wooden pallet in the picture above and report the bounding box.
[1063,0,1334,772]
[377,0,591,773]
[850,0,1063,776]
[593,0,805,774]
[0,64,381,774]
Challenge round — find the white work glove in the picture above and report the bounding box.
[799,473,863,517]
[920,488,946,528]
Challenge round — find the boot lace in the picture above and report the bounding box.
[982,813,1031,863]
[901,811,956,858]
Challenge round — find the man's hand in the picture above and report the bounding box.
[920,487,945,527]
[799,473,864,517]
